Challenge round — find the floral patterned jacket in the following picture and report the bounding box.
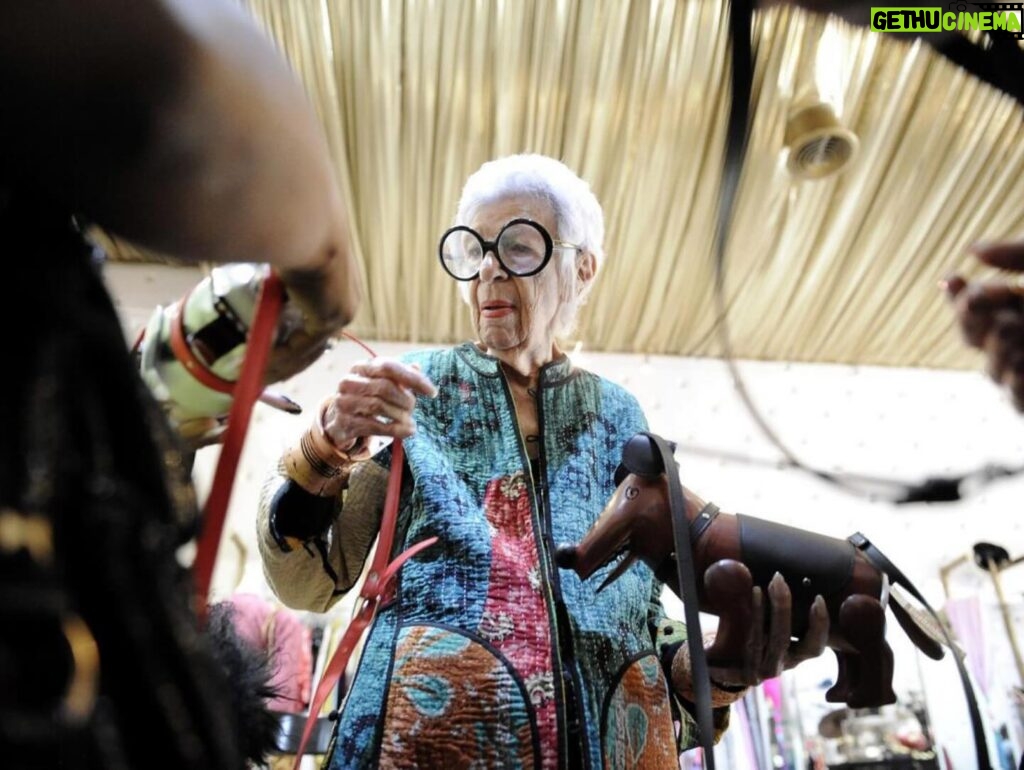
[258,343,716,769]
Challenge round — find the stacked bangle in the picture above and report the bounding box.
[282,397,370,497]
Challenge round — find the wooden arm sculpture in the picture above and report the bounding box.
[556,433,946,709]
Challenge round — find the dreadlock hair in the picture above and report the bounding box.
[205,602,282,765]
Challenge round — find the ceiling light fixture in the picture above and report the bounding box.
[784,101,859,180]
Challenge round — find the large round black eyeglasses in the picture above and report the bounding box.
[438,218,580,281]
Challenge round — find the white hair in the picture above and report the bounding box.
[452,154,605,338]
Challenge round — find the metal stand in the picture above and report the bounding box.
[973,543,1024,691]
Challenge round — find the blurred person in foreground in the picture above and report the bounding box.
[946,242,1024,413]
[0,1,360,767]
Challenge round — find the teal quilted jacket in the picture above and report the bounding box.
[312,343,703,769]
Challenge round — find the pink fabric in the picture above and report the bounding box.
[480,474,558,770]
[761,677,782,716]
[226,592,313,712]
[944,595,989,698]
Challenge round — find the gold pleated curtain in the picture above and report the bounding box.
[215,2,1024,367]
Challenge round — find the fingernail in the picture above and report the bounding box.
[260,390,302,414]
[942,274,967,298]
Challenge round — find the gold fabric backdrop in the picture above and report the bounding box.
[109,0,1024,369]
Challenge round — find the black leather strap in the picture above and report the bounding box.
[715,0,992,759]
[690,502,720,544]
[642,432,716,767]
[849,532,992,770]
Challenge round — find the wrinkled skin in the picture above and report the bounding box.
[557,471,944,708]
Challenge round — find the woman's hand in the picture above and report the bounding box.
[261,292,340,387]
[945,239,1024,412]
[321,358,438,450]
[262,325,333,387]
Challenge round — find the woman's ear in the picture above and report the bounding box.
[577,251,597,285]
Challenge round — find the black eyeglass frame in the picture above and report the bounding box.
[437,217,579,281]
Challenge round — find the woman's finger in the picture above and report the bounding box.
[325,400,415,441]
[956,283,1024,348]
[318,359,434,448]
[970,239,1024,271]
[338,374,416,413]
[785,595,829,668]
[351,358,438,398]
[344,414,417,440]
[350,394,416,426]
[365,375,419,413]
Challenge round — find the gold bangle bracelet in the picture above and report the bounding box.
[282,398,369,496]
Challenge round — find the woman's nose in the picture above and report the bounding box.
[478,250,507,282]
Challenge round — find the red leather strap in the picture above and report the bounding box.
[193,270,284,620]
[291,434,438,765]
[296,598,376,760]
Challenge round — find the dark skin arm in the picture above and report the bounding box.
[945,242,1024,412]
[0,0,360,337]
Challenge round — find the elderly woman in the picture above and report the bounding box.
[258,154,827,769]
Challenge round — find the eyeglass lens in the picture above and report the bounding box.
[440,221,549,279]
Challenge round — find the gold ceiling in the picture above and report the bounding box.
[102,0,1024,369]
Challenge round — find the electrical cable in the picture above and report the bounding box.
[711,4,1024,506]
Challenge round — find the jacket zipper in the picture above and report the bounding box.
[535,375,590,770]
[498,364,590,770]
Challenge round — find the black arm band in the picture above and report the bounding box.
[269,480,339,551]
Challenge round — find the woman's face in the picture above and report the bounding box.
[468,195,566,364]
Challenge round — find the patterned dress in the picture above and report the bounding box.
[260,343,717,769]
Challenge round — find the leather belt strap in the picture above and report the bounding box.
[291,370,437,765]
[193,270,284,618]
[849,532,992,769]
[179,276,439,764]
[714,0,992,760]
[291,439,437,766]
[690,502,720,544]
[643,431,716,768]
